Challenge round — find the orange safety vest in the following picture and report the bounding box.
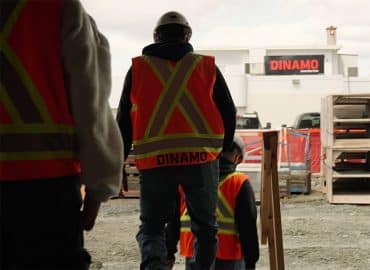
[0,0,80,180]
[130,53,224,170]
[180,172,248,260]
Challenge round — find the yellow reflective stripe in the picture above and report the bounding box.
[180,227,191,233]
[142,54,204,137]
[1,0,28,38]
[131,103,137,112]
[181,215,191,221]
[218,217,234,223]
[181,208,190,219]
[0,42,52,123]
[143,55,212,135]
[182,91,213,134]
[180,209,191,232]
[181,206,237,235]
[134,133,224,145]
[177,103,198,132]
[178,94,207,133]
[1,1,52,124]
[143,57,179,137]
[0,151,75,161]
[217,189,234,217]
[158,55,202,136]
[134,146,222,159]
[142,56,168,85]
[0,124,75,134]
[218,228,238,235]
[218,221,237,234]
[0,82,22,124]
[216,207,223,219]
[0,6,23,125]
[216,174,240,235]
[134,137,223,155]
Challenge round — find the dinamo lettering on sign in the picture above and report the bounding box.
[270,59,319,71]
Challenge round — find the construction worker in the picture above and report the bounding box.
[0,1,123,269]
[166,135,260,270]
[116,11,236,270]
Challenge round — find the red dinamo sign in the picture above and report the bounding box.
[265,55,324,75]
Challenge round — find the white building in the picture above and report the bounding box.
[197,26,370,128]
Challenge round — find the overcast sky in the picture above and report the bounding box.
[80,0,370,106]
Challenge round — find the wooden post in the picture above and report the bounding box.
[260,131,285,270]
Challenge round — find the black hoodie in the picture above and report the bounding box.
[116,42,236,160]
[219,157,260,269]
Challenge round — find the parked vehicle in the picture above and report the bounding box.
[292,112,320,129]
[236,112,263,129]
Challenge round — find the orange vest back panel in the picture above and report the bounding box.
[0,0,80,180]
[130,53,224,170]
[180,173,248,260]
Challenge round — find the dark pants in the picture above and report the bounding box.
[137,160,219,270]
[186,258,245,270]
[0,175,91,270]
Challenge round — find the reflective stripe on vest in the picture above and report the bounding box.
[217,172,244,234]
[0,1,79,179]
[180,172,248,260]
[142,54,213,137]
[180,175,238,235]
[132,53,223,160]
[0,0,76,161]
[180,208,191,232]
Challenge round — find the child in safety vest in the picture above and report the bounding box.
[166,135,260,270]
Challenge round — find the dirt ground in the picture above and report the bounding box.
[85,188,370,270]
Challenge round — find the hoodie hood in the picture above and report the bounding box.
[142,42,193,61]
[219,156,237,178]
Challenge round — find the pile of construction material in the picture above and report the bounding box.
[321,94,370,204]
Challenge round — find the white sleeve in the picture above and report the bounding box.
[61,0,123,202]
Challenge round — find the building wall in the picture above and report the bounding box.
[346,78,370,93]
[247,75,345,127]
[198,49,249,65]
[265,49,338,76]
[197,48,370,128]
[110,49,370,129]
[339,54,358,76]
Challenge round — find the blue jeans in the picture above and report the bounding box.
[137,160,219,270]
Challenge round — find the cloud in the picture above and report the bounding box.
[81,0,224,37]
[280,0,370,25]
[81,0,370,55]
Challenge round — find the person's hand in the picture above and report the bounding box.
[122,167,128,192]
[82,191,101,231]
[166,256,175,270]
[166,254,176,270]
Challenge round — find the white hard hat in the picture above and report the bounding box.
[155,11,191,32]
[233,135,246,158]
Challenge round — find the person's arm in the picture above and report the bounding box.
[61,0,123,204]
[116,68,133,161]
[213,66,236,151]
[235,180,259,269]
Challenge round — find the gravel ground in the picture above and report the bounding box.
[85,190,370,270]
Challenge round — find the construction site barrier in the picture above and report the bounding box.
[307,128,321,173]
[236,128,320,174]
[121,129,321,197]
[236,128,313,195]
